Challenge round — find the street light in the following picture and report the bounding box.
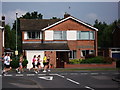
[15,12,18,58]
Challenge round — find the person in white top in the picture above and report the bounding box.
[2,53,12,75]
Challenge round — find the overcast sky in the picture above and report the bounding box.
[1,1,119,27]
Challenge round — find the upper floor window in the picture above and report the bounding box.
[77,31,94,40]
[27,32,42,39]
[54,31,66,40]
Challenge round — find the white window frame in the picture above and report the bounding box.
[27,31,42,39]
[77,31,95,40]
[53,31,66,40]
[69,50,77,59]
[81,50,95,57]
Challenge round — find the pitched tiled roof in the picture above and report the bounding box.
[20,19,60,31]
[22,43,69,50]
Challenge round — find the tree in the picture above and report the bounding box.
[5,25,16,50]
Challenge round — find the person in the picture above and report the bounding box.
[17,55,24,74]
[31,55,38,73]
[43,55,50,72]
[36,55,42,73]
[2,53,12,75]
[0,54,5,70]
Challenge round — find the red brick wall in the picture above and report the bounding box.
[45,51,56,68]
[47,19,98,58]
[48,19,94,31]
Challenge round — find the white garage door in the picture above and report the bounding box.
[26,50,44,69]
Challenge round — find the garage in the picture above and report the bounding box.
[26,50,44,69]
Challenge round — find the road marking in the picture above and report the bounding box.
[90,73,98,75]
[80,73,88,75]
[38,76,53,80]
[27,74,35,76]
[4,74,13,76]
[70,73,78,75]
[0,75,2,76]
[56,74,65,78]
[38,74,46,75]
[16,74,24,76]
[85,86,95,90]
[60,73,67,75]
[101,73,107,75]
[49,73,58,76]
[66,78,80,85]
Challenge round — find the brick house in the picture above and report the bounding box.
[0,16,5,57]
[20,14,98,68]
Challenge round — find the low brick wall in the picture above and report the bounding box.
[64,62,116,68]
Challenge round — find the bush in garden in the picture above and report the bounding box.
[85,54,96,59]
[11,57,28,68]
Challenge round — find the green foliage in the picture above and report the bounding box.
[21,11,43,19]
[80,56,114,64]
[69,56,114,64]
[93,19,120,48]
[22,59,28,68]
[69,59,82,64]
[10,57,28,69]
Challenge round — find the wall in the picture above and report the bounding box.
[47,19,97,58]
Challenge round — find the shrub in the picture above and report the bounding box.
[11,57,28,68]
[10,58,19,68]
[69,59,82,64]
[85,54,95,59]
[80,56,114,64]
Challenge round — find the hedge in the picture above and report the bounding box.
[69,56,115,64]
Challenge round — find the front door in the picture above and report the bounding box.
[56,52,68,68]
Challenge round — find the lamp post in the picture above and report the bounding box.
[15,12,18,58]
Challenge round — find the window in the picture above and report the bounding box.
[27,32,42,39]
[81,31,89,40]
[90,31,94,40]
[69,50,77,59]
[54,31,66,40]
[81,50,94,57]
[77,31,94,40]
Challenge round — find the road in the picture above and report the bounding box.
[1,69,120,90]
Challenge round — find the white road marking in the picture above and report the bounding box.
[56,74,65,78]
[4,74,13,76]
[38,76,53,80]
[16,74,24,76]
[27,74,35,76]
[66,78,80,85]
[101,73,107,75]
[80,73,88,75]
[70,73,78,75]
[38,74,46,76]
[85,86,95,90]
[90,73,98,75]
[60,73,67,75]
[49,73,58,76]
[0,75,2,76]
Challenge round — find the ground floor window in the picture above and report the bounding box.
[69,50,77,59]
[81,50,94,57]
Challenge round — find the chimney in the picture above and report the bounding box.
[64,12,71,18]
